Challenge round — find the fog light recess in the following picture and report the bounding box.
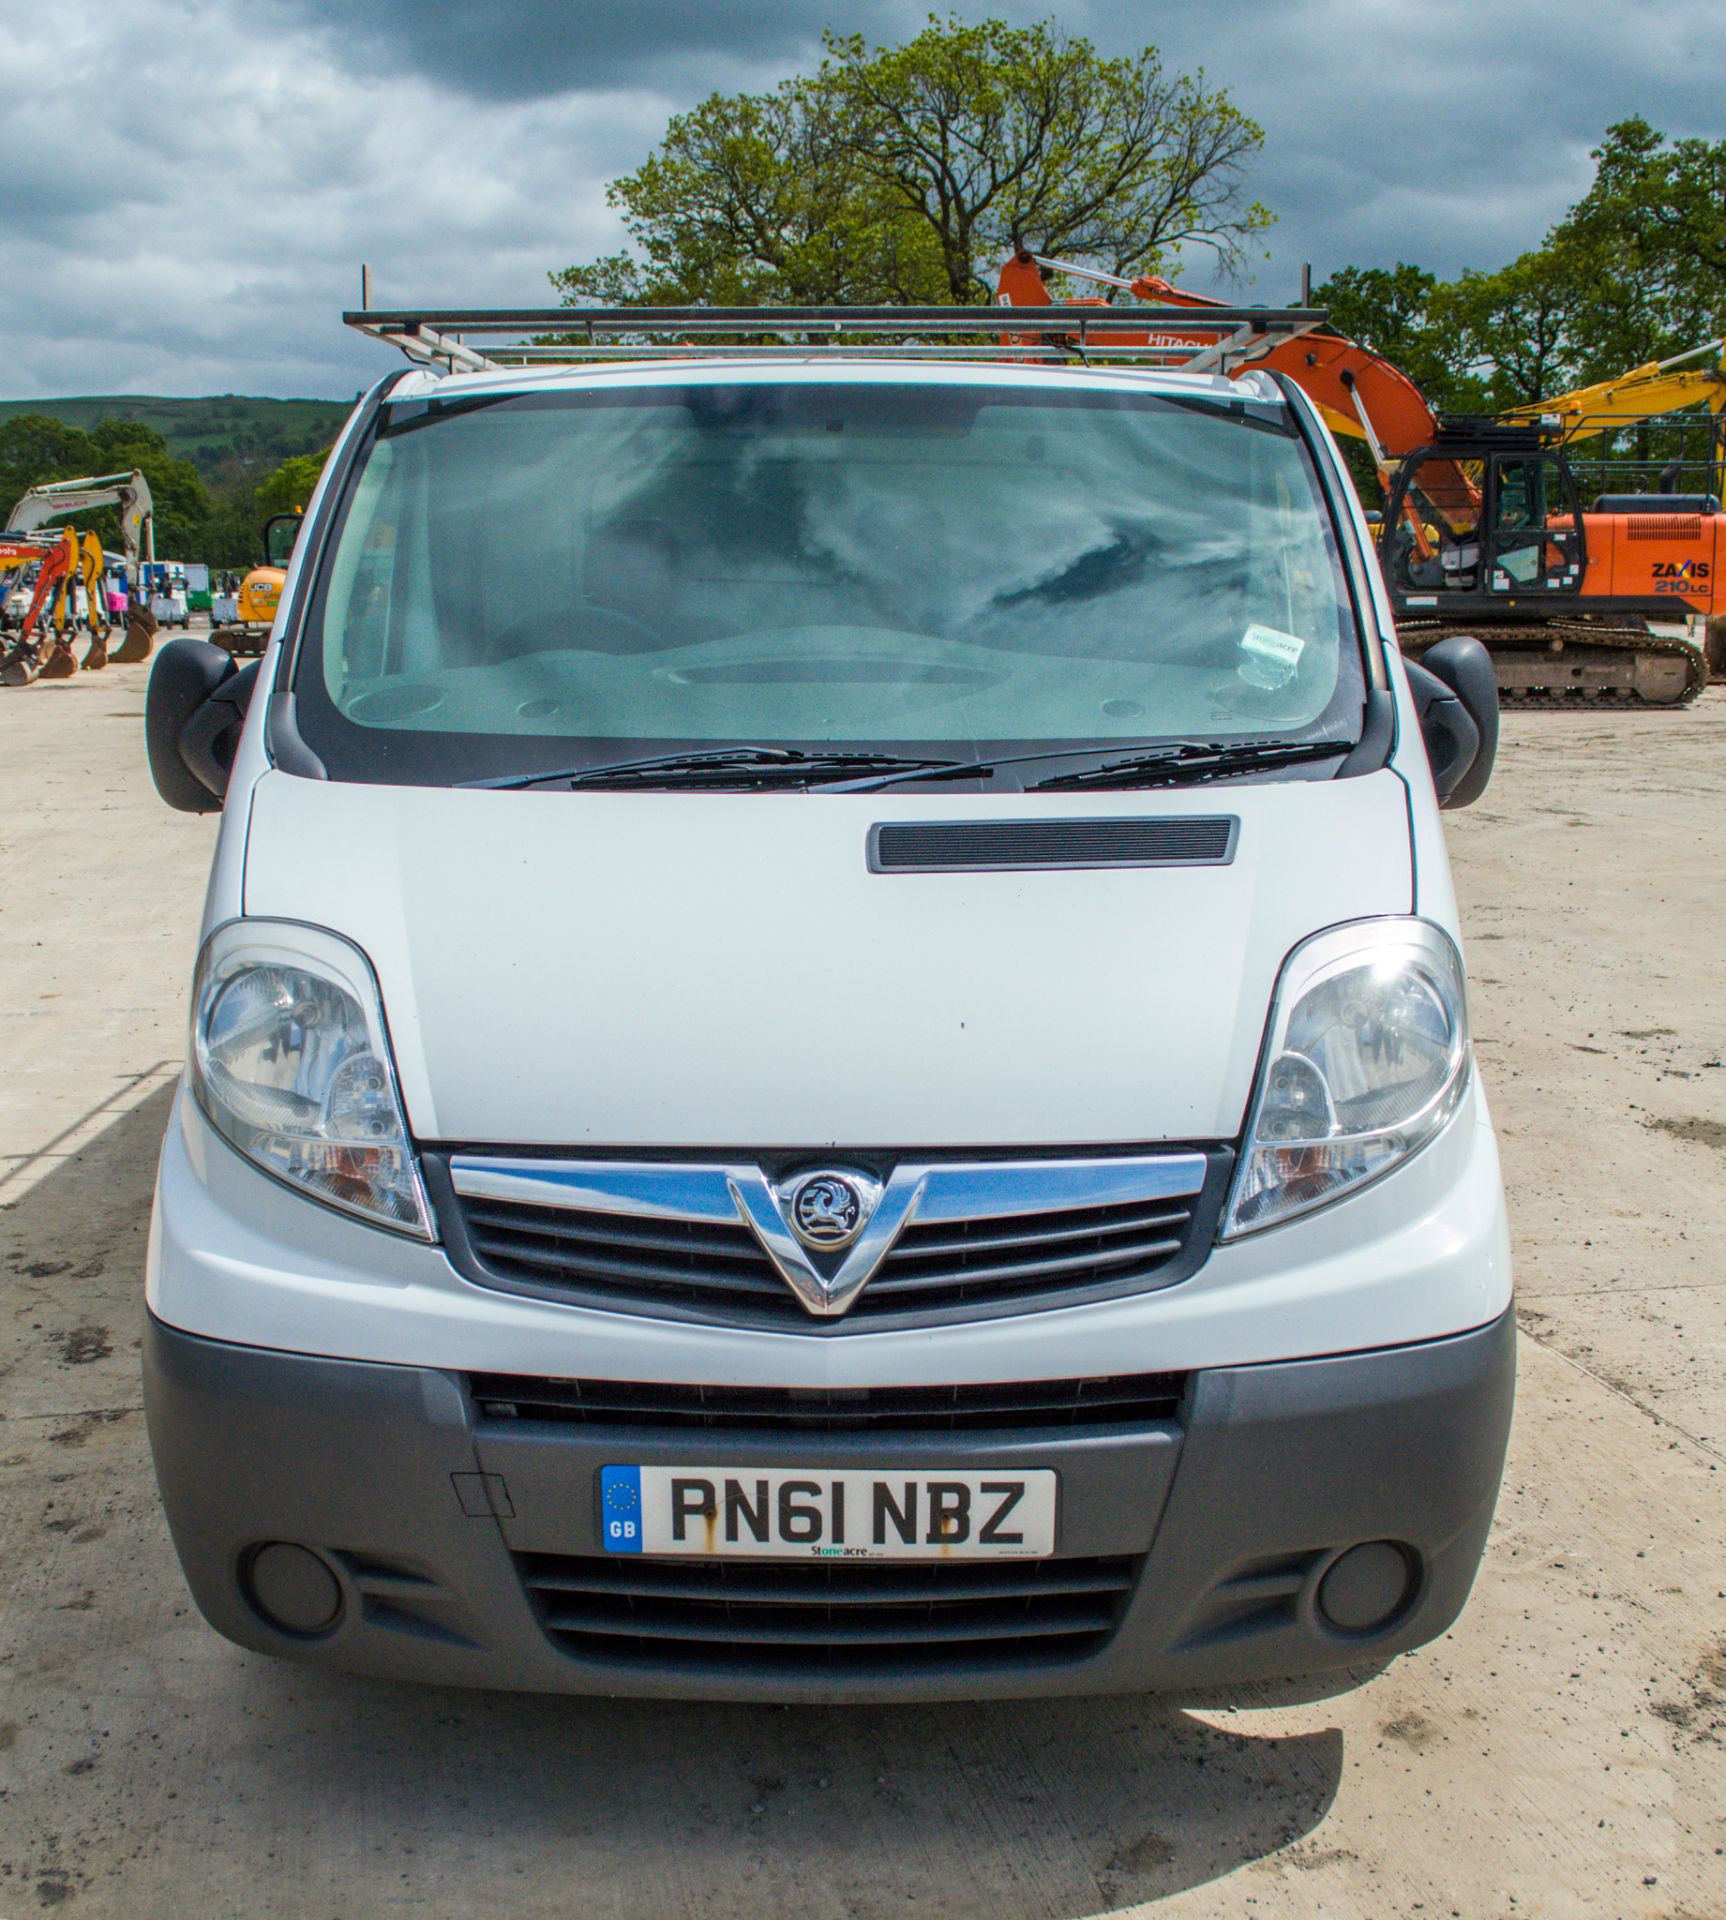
[245,1542,344,1635]
[1316,1541,1417,1634]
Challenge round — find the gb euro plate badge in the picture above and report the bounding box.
[600,1465,1057,1560]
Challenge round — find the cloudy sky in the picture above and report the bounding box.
[3,0,1717,400]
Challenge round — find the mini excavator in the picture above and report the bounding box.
[0,529,100,685]
[0,471,157,684]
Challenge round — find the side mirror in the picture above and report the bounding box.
[145,638,259,813]
[1404,635,1498,809]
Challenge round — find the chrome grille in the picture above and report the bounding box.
[459,1199,787,1311]
[517,1551,1137,1672]
[865,1197,1193,1309]
[432,1150,1222,1331]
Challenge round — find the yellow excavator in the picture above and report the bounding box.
[209,512,301,656]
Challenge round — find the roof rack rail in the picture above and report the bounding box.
[342,303,1329,376]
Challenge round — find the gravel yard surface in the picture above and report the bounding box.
[1,666,1721,1917]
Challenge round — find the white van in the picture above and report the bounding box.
[142,308,1510,1702]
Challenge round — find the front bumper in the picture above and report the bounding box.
[144,1305,1515,1703]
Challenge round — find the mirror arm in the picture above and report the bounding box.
[1337,686,1397,777]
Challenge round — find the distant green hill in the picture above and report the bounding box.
[0,395,353,478]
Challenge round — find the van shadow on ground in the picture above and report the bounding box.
[0,1081,1347,1918]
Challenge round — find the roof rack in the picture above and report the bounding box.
[342,303,1329,377]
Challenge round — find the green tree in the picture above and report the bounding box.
[552,83,936,306]
[1429,248,1589,408]
[87,420,210,557]
[1552,117,1726,373]
[1309,263,1467,404]
[1310,120,1726,423]
[256,450,328,518]
[552,15,1269,309]
[0,415,96,515]
[823,18,1270,300]
[0,415,210,559]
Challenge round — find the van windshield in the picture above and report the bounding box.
[293,379,1366,786]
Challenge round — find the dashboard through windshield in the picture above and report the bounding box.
[290,376,1367,787]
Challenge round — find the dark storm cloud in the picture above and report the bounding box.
[2,0,1721,398]
[254,0,928,99]
[255,0,1726,294]
[1078,0,1725,292]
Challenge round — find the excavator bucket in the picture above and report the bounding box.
[35,639,80,681]
[109,600,158,665]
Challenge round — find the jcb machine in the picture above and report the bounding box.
[999,252,1726,704]
[209,512,301,656]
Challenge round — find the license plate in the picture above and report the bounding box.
[599,1465,1057,1560]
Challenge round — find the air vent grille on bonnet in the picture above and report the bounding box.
[869,817,1237,873]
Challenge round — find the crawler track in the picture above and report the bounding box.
[1399,618,1707,706]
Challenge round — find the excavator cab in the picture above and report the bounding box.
[262,513,301,569]
[1382,422,1708,703]
[1380,423,1586,608]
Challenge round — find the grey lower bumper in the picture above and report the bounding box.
[142,1308,1515,1703]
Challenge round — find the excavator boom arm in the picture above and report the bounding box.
[998,251,1440,469]
[3,470,155,572]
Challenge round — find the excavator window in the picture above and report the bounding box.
[1485,454,1583,592]
[1383,455,1483,594]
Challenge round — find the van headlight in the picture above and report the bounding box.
[190,920,433,1239]
[1222,920,1469,1237]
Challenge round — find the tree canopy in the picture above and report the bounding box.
[0,414,328,567]
[1314,119,1726,414]
[0,416,209,558]
[552,15,1269,308]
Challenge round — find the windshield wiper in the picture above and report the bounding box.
[821,736,1351,794]
[461,747,977,792]
[1029,739,1349,792]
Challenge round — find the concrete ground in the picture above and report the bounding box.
[1,662,1722,1919]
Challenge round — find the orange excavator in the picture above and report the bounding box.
[998,250,1726,704]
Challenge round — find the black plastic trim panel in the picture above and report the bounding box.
[868,816,1237,873]
[141,1306,1516,1701]
[467,1371,1190,1432]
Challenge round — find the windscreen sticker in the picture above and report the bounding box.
[1238,623,1307,689]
